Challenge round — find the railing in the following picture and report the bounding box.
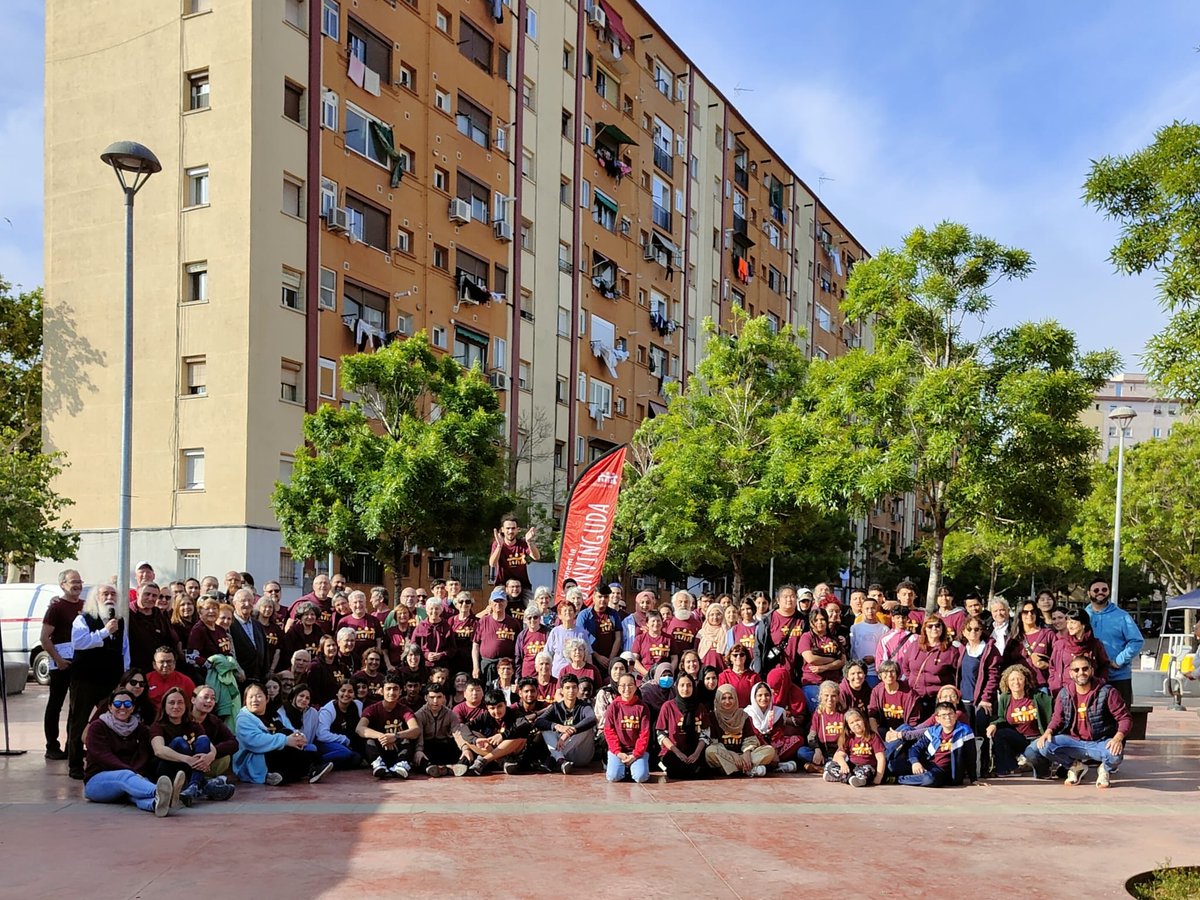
[652,203,672,231]
[653,145,674,176]
[733,165,748,189]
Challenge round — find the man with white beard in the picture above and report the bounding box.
[66,583,130,779]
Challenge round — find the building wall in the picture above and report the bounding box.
[1083,372,1193,457]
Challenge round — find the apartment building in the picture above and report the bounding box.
[41,0,886,597]
[1083,372,1193,458]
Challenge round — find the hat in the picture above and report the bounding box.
[797,588,815,600]
[135,560,154,571]
[489,587,506,602]
[608,582,623,590]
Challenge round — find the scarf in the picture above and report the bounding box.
[674,673,700,735]
[712,683,748,736]
[696,617,730,660]
[766,665,807,718]
[100,711,140,737]
[744,683,783,735]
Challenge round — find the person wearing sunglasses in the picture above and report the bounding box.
[1034,656,1131,788]
[899,614,963,718]
[1003,602,1054,692]
[1083,578,1144,710]
[83,689,185,817]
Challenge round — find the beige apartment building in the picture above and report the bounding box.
[1083,372,1193,458]
[41,0,895,599]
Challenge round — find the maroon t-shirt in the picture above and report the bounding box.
[810,710,845,753]
[515,627,548,678]
[634,632,672,671]
[868,683,921,730]
[534,677,558,704]
[665,617,698,657]
[289,594,334,631]
[449,613,478,647]
[149,716,203,748]
[493,538,532,589]
[561,663,599,683]
[603,696,650,756]
[474,614,520,660]
[362,700,416,736]
[338,614,383,664]
[42,595,84,646]
[772,612,804,664]
[1006,696,1040,738]
[931,728,955,770]
[284,624,326,661]
[845,731,885,767]
[718,669,758,709]
[260,621,285,668]
[731,622,757,654]
[383,625,412,667]
[795,631,841,686]
[453,700,489,731]
[188,623,232,662]
[352,669,386,703]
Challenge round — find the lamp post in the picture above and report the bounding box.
[1108,405,1137,608]
[100,141,161,621]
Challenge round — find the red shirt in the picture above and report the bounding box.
[809,710,845,753]
[1006,696,1040,738]
[338,614,383,664]
[493,538,532,589]
[603,696,650,756]
[845,731,885,767]
[147,671,196,710]
[718,669,758,709]
[868,683,921,730]
[665,617,698,657]
[731,622,757,654]
[770,611,803,652]
[362,701,416,736]
[795,631,841,686]
[474,614,520,660]
[633,632,672,671]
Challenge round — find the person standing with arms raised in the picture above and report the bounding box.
[489,514,539,596]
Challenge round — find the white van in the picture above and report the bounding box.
[0,583,64,688]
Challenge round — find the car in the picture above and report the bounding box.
[0,583,67,688]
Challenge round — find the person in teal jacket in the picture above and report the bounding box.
[233,682,324,786]
[1084,579,1143,709]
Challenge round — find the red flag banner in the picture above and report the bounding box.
[555,444,627,604]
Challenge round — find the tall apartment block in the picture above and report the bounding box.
[42,0,894,600]
[1082,372,1194,458]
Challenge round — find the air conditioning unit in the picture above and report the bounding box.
[589,5,607,28]
[643,243,656,261]
[488,371,509,390]
[493,220,514,242]
[448,198,472,224]
[326,207,350,232]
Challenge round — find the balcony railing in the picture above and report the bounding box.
[653,145,674,176]
[652,203,672,232]
[733,165,749,190]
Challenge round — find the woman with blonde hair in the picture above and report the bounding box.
[986,663,1053,777]
[704,683,776,777]
[796,680,844,773]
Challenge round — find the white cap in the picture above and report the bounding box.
[135,560,154,571]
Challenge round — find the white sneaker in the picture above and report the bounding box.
[750,765,767,778]
[822,769,839,783]
[153,775,173,817]
[1096,767,1111,789]
[848,772,869,787]
[390,762,409,779]
[778,761,798,774]
[1016,755,1029,769]
[265,772,284,786]
[1065,760,1088,785]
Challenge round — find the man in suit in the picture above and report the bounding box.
[229,587,268,682]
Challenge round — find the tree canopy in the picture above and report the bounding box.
[273,335,511,577]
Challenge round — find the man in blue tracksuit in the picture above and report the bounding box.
[1084,579,1144,709]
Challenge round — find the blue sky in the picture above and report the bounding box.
[4,1,1199,367]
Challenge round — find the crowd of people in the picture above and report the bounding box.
[39,534,1147,817]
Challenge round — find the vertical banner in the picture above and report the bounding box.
[555,444,627,604]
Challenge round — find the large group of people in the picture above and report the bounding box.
[39,528,1148,817]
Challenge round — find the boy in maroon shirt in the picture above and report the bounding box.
[355,675,420,779]
[462,689,531,775]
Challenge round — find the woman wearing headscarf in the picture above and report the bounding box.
[84,688,183,817]
[1048,611,1110,695]
[745,681,802,772]
[655,671,710,780]
[704,683,776,777]
[696,604,730,671]
[696,664,720,713]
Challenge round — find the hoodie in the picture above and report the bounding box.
[1085,603,1143,682]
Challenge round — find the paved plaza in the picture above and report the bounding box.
[1,684,1197,898]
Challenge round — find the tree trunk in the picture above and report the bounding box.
[925,517,948,613]
[988,559,999,599]
[731,555,744,601]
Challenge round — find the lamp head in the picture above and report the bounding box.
[1108,405,1137,428]
[100,141,161,192]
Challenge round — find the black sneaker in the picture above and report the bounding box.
[68,768,84,781]
[560,760,574,775]
[502,760,520,775]
[309,761,335,785]
[45,746,68,761]
[468,758,488,776]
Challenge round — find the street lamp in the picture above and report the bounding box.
[1108,405,1137,608]
[100,141,161,621]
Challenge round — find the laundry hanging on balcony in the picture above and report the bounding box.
[369,121,407,188]
[457,272,491,304]
[733,252,752,285]
[343,315,386,352]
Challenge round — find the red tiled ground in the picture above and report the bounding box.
[1,685,1197,898]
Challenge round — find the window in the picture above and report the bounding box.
[321,0,339,38]
[456,171,492,223]
[458,17,492,72]
[654,60,673,98]
[187,70,209,110]
[522,78,536,110]
[184,0,211,13]
[395,312,413,335]
[284,0,307,30]
[595,66,617,103]
[456,94,490,148]
[556,377,568,404]
[319,267,336,309]
[433,245,448,270]
[184,262,207,303]
[455,249,489,294]
[526,7,537,39]
[397,63,416,91]
[183,356,206,396]
[343,281,388,330]
[181,449,205,490]
[284,81,305,125]
[519,361,530,390]
[561,109,573,138]
[560,178,571,206]
[278,550,297,587]
[281,359,303,403]
[395,226,413,254]
[563,44,574,72]
[767,266,782,293]
[558,242,571,273]
[318,357,337,399]
[453,326,488,369]
[615,396,626,416]
[433,166,449,192]
[431,325,447,349]
[347,17,391,77]
[179,550,200,581]
[279,268,302,310]
[522,148,535,179]
[343,192,388,248]
[520,220,533,251]
[816,304,832,331]
[498,47,511,83]
[320,177,337,219]
[593,189,617,231]
[492,336,507,370]
[580,179,591,209]
[435,7,449,32]
[282,176,304,218]
[434,87,450,113]
[558,307,570,337]
[320,89,338,129]
[344,103,391,166]
[554,441,565,468]
[186,166,209,207]
[588,378,612,416]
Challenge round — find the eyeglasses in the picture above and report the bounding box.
[925,624,943,630]
[1090,588,1110,595]
[1069,666,1092,673]
[128,679,146,686]
[111,699,134,709]
[1021,610,1037,615]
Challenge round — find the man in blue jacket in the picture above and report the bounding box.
[1084,578,1143,709]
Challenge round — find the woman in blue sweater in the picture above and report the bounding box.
[234,682,327,785]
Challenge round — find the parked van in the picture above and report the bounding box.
[0,583,65,688]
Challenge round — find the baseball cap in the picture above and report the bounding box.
[489,587,506,602]
[796,588,815,600]
[135,560,154,571]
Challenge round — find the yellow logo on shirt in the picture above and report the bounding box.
[621,714,641,730]
[882,702,904,720]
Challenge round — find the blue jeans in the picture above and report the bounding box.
[316,739,361,769]
[160,736,213,790]
[606,750,649,783]
[1040,735,1123,773]
[897,765,948,787]
[84,769,160,812]
[884,738,912,776]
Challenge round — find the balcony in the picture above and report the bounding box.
[652,203,672,232]
[653,145,674,176]
[733,165,749,190]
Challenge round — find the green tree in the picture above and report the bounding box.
[619,311,842,597]
[774,222,1118,610]
[1076,421,1200,596]
[0,278,44,445]
[273,335,512,578]
[1084,121,1200,403]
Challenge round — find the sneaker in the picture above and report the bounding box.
[502,760,520,775]
[468,758,488,776]
[178,783,200,808]
[373,764,390,779]
[204,781,236,801]
[560,760,574,775]
[153,775,173,818]
[1016,755,1030,769]
[1065,760,1088,786]
[450,762,469,778]
[749,765,767,778]
[44,746,68,761]
[265,772,284,786]
[778,761,798,774]
[848,772,868,788]
[389,762,409,780]
[1096,767,1111,789]
[309,761,335,785]
[170,770,187,809]
[822,769,839,783]
[426,764,445,778]
[208,775,228,786]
